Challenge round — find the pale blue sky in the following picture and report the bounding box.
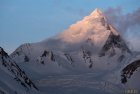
[0,0,140,53]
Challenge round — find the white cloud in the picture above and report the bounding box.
[104,7,140,51]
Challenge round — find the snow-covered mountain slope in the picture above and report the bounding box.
[7,8,140,93]
[0,47,38,94]
[11,8,131,72]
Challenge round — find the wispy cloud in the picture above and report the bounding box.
[104,7,140,51]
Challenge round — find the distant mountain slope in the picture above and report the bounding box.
[0,47,38,94]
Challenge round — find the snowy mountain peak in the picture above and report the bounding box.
[90,8,103,17]
[83,8,105,22]
[56,8,113,45]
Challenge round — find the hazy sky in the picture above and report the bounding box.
[0,0,140,53]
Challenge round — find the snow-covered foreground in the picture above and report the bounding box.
[36,73,123,94]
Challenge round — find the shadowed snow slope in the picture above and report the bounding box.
[0,47,38,94]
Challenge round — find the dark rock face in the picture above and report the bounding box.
[64,53,74,64]
[0,47,38,90]
[39,50,55,64]
[0,47,9,58]
[41,50,49,57]
[41,50,55,61]
[24,55,29,62]
[121,60,140,84]
[50,51,55,61]
[82,48,93,68]
[99,31,131,58]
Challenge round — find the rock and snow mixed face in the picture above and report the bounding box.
[0,47,38,94]
[10,8,132,74]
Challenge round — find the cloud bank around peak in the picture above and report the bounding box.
[104,7,140,51]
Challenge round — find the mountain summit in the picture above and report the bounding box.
[53,8,129,57]
[89,8,104,18]
[83,8,105,22]
[55,9,107,44]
